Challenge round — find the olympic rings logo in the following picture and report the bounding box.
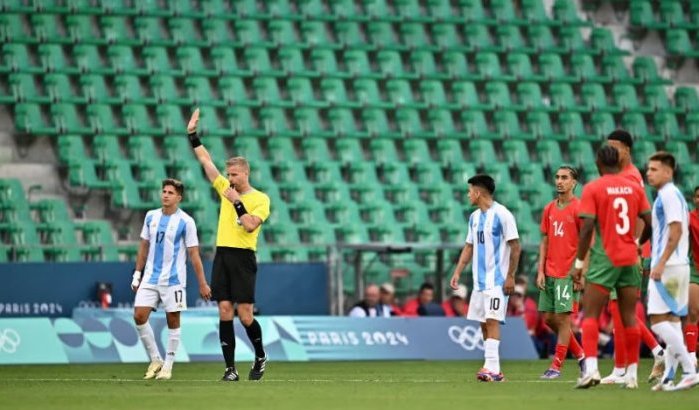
[448,325,484,351]
[0,328,20,354]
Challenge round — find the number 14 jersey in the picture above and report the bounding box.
[540,197,581,278]
[579,174,651,268]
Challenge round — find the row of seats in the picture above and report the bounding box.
[627,1,699,63]
[0,179,121,262]
[2,72,686,113]
[0,0,590,27]
[0,13,607,55]
[0,42,665,85]
[13,101,698,143]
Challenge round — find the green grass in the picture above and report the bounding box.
[0,360,695,410]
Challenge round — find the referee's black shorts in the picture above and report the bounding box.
[211,247,257,304]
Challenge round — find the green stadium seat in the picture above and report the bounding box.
[559,26,589,54]
[516,82,549,112]
[603,55,639,84]
[528,26,561,53]
[93,134,124,162]
[496,25,530,53]
[344,49,381,79]
[633,56,671,85]
[451,81,491,111]
[632,140,657,167]
[553,0,590,26]
[431,23,462,51]
[362,108,396,138]
[398,22,435,51]
[571,54,609,83]
[395,108,427,137]
[508,53,544,83]
[518,163,548,194]
[403,138,431,166]
[2,44,41,73]
[490,0,518,23]
[612,83,645,113]
[590,27,627,55]
[88,104,129,135]
[581,83,614,112]
[539,53,576,83]
[427,109,459,138]
[621,112,659,142]
[176,46,217,77]
[123,104,165,136]
[643,84,677,113]
[568,140,596,170]
[100,16,139,46]
[560,112,593,141]
[378,50,417,79]
[295,108,330,138]
[653,112,682,141]
[660,1,690,29]
[526,111,562,141]
[476,53,513,81]
[485,82,513,109]
[469,140,496,167]
[461,110,494,140]
[536,140,563,169]
[0,13,36,44]
[9,73,50,104]
[269,20,305,47]
[630,1,656,29]
[412,162,444,187]
[436,139,464,167]
[483,163,512,188]
[14,103,58,135]
[549,83,583,112]
[494,110,531,140]
[674,87,699,113]
[443,51,482,81]
[80,74,120,105]
[320,78,356,108]
[521,0,549,25]
[665,141,691,167]
[589,112,616,140]
[353,78,389,108]
[387,79,424,109]
[300,137,332,164]
[502,140,529,167]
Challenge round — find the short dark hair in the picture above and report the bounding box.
[695,186,699,194]
[162,178,184,197]
[467,174,495,195]
[596,145,619,168]
[419,282,435,293]
[557,165,578,180]
[607,129,634,149]
[648,151,676,171]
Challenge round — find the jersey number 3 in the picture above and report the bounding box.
[613,197,630,235]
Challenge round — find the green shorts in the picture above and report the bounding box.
[691,265,699,285]
[586,264,641,292]
[538,276,579,313]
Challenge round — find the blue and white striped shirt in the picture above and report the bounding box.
[651,182,689,268]
[466,202,519,291]
[140,208,199,288]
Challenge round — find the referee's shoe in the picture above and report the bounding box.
[221,367,239,382]
[249,356,267,381]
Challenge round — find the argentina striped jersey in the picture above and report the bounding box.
[652,182,689,268]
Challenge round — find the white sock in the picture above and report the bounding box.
[626,363,638,380]
[136,323,162,362]
[484,338,501,374]
[586,357,599,374]
[651,345,664,358]
[162,328,180,371]
[662,345,679,381]
[611,366,626,376]
[652,322,696,376]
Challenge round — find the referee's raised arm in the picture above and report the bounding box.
[187,108,220,183]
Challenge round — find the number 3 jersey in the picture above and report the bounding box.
[540,197,581,278]
[140,208,199,288]
[466,202,519,291]
[579,174,651,268]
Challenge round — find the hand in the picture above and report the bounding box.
[649,261,664,281]
[450,273,460,290]
[536,271,545,290]
[573,275,585,292]
[131,270,142,292]
[223,187,240,203]
[503,276,515,296]
[199,283,212,300]
[187,108,200,134]
[570,267,583,289]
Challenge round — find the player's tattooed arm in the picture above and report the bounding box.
[450,243,473,290]
[504,239,520,295]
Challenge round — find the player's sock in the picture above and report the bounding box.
[136,322,162,362]
[581,318,599,374]
[624,325,640,377]
[640,321,660,352]
[219,320,236,368]
[484,338,501,374]
[652,321,695,375]
[551,343,568,371]
[610,302,628,368]
[568,331,585,359]
[684,323,698,358]
[162,327,180,371]
[670,322,696,375]
[660,345,678,382]
[651,344,664,358]
[244,319,266,358]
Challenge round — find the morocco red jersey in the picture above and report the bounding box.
[579,174,651,267]
[619,163,651,258]
[540,197,581,278]
[690,210,699,271]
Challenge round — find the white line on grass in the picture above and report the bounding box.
[1,378,572,384]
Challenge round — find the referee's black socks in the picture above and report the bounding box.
[219,320,236,368]
[244,319,266,358]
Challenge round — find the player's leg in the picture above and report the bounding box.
[616,285,640,388]
[238,303,267,380]
[603,298,629,383]
[539,277,561,378]
[648,266,697,390]
[684,282,699,367]
[156,286,186,380]
[133,288,163,379]
[575,281,608,388]
[211,250,238,381]
[478,287,506,382]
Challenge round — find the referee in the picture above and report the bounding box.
[187,108,271,382]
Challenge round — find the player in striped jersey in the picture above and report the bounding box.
[645,152,698,391]
[131,178,211,380]
[450,174,521,382]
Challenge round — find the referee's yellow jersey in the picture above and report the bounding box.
[212,175,270,251]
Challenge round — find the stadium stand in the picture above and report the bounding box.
[0,0,697,295]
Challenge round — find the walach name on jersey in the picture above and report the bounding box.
[606,186,633,195]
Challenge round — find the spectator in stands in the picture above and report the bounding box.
[348,284,389,317]
[403,282,446,316]
[443,284,469,317]
[378,283,403,316]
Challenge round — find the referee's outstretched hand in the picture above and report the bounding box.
[188,108,200,134]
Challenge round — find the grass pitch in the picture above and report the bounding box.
[0,360,695,410]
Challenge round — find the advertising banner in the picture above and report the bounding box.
[0,312,537,364]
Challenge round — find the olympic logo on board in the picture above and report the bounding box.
[0,328,20,354]
[448,325,484,351]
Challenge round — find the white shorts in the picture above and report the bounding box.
[647,264,689,316]
[467,287,507,323]
[134,285,187,313]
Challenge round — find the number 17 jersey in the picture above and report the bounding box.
[579,174,651,267]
